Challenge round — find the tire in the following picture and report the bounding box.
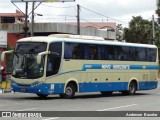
[122,82,137,95]
[37,94,48,98]
[101,91,112,96]
[128,82,137,95]
[61,84,75,99]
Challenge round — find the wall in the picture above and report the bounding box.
[0,23,116,39]
[7,33,24,48]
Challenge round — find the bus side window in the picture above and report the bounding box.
[46,42,62,77]
[83,45,90,59]
[64,43,72,59]
[150,48,157,62]
[100,45,107,60]
[97,46,101,60]
[72,44,80,59]
[89,45,97,60]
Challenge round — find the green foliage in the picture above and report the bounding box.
[116,24,123,41]
[7,45,14,50]
[156,0,160,23]
[155,0,160,47]
[123,16,153,44]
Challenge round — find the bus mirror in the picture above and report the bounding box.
[37,51,50,64]
[1,50,14,62]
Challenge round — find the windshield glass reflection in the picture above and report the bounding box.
[12,42,47,79]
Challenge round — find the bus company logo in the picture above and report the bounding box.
[102,65,112,69]
[2,112,11,117]
[102,64,130,70]
[113,65,130,70]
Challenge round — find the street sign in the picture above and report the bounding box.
[11,0,75,2]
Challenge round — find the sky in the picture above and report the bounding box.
[0,0,158,27]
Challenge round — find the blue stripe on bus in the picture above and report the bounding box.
[82,64,159,71]
[58,64,158,75]
[11,81,158,95]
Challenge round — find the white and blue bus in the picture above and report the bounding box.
[1,34,159,98]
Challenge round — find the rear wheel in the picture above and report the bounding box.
[60,84,75,99]
[128,82,137,95]
[122,81,137,95]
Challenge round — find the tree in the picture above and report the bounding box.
[155,0,160,47]
[116,24,123,41]
[156,0,160,23]
[123,16,153,44]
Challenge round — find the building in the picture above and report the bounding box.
[66,22,116,32]
[0,11,116,53]
[0,10,25,24]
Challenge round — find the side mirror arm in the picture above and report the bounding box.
[1,50,14,62]
[37,51,50,64]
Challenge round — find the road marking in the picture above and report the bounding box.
[42,117,60,120]
[97,104,137,111]
[17,107,37,111]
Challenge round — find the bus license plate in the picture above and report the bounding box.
[20,88,27,92]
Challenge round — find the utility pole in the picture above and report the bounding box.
[31,2,35,37]
[77,4,80,35]
[23,2,29,37]
[152,15,155,45]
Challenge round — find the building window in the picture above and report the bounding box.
[1,17,15,23]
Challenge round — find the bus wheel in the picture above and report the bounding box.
[37,94,48,98]
[63,84,75,99]
[101,91,112,96]
[128,81,137,95]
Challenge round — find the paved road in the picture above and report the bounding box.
[1,84,160,120]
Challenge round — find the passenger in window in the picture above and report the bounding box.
[72,47,79,59]
[90,47,97,60]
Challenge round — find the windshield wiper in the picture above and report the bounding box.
[13,52,19,58]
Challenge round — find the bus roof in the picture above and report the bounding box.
[17,34,157,48]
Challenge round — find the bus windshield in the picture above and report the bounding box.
[12,42,47,79]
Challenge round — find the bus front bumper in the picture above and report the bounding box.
[11,82,65,95]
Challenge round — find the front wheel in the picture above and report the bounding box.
[60,84,75,99]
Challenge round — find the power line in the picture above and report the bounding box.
[35,3,129,25]
[43,14,76,17]
[41,3,75,8]
[80,5,128,24]
[80,18,97,25]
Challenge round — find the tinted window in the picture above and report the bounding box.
[16,42,47,53]
[64,42,157,62]
[46,42,62,77]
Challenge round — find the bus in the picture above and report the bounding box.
[1,34,159,98]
